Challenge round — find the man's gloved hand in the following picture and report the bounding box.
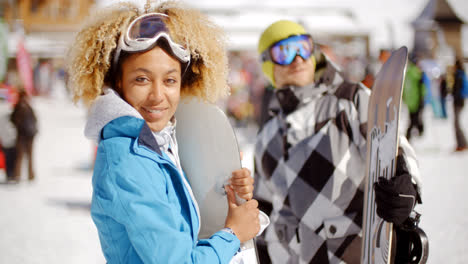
[374,153,420,226]
[374,174,417,226]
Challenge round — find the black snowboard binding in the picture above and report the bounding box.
[394,212,429,264]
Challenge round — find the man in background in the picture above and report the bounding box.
[253,20,422,263]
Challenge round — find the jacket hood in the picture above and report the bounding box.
[84,88,142,142]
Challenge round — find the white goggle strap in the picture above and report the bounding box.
[113,33,190,70]
[112,33,125,69]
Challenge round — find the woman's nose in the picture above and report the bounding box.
[149,83,164,102]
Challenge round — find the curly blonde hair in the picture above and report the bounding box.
[66,1,229,105]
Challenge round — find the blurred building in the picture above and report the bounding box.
[1,0,93,58]
[412,0,466,61]
[0,0,94,96]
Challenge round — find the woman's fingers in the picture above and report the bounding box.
[231,167,251,178]
[231,184,253,201]
[230,168,254,200]
[230,176,254,187]
[237,192,253,201]
[225,185,238,209]
[230,168,254,185]
[245,199,258,209]
[231,184,253,194]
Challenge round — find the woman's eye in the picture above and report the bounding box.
[166,78,178,85]
[135,77,149,83]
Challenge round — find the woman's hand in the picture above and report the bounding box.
[224,185,260,243]
[229,168,254,201]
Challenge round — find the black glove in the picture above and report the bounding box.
[374,173,417,226]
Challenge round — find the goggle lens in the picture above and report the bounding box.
[128,15,168,40]
[269,35,313,65]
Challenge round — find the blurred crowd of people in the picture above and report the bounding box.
[0,57,70,182]
[399,54,467,152]
[1,21,466,184]
[1,26,466,182]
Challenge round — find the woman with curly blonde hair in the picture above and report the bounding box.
[66,1,260,263]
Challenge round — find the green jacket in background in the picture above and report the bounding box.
[403,62,426,113]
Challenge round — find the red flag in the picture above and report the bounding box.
[16,39,34,95]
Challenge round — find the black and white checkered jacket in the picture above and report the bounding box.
[254,57,420,264]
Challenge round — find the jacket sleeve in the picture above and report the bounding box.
[397,136,422,200]
[92,143,240,264]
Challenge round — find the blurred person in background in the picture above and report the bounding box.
[361,65,375,89]
[10,89,38,181]
[0,97,17,181]
[402,54,426,141]
[452,58,467,152]
[253,20,422,263]
[367,48,392,78]
[439,73,448,119]
[66,1,260,263]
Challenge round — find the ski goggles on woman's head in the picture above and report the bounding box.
[261,34,314,66]
[113,13,191,69]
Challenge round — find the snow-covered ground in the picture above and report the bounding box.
[0,96,104,264]
[0,95,467,263]
[401,101,468,264]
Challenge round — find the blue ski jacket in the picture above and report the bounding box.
[88,90,240,264]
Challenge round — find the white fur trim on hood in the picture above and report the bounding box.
[84,88,143,142]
